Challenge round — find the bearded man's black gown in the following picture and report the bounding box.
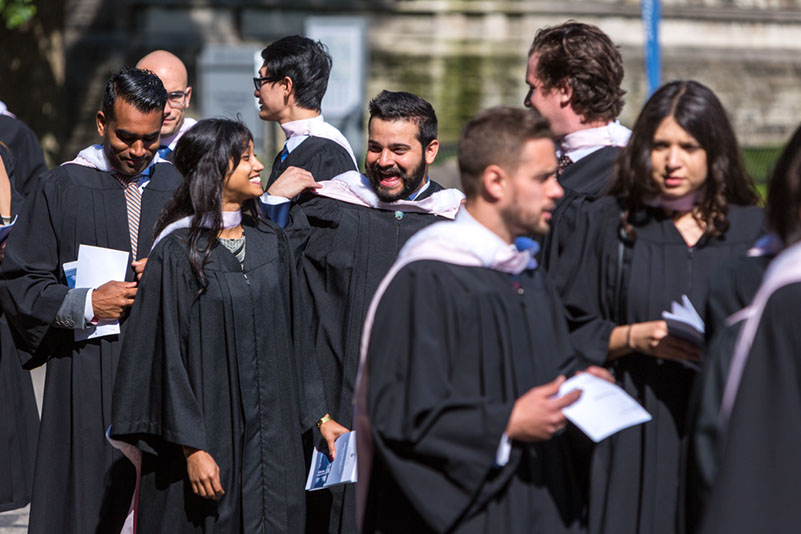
[363,259,584,534]
[285,179,460,533]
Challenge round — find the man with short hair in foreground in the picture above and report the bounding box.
[357,106,610,533]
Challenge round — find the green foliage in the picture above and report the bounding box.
[1,0,36,30]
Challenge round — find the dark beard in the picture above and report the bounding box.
[366,157,427,202]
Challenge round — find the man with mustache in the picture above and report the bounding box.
[269,90,464,534]
[0,67,183,534]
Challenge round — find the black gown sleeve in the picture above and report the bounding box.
[110,237,208,455]
[0,174,70,364]
[278,228,327,430]
[366,265,515,532]
[552,197,619,366]
[700,282,801,533]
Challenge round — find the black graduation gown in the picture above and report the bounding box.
[267,136,358,188]
[0,162,183,534]
[699,281,801,533]
[363,260,583,534]
[681,254,770,532]
[0,142,38,513]
[110,219,326,533]
[286,181,449,534]
[0,114,48,197]
[554,197,764,534]
[539,146,621,272]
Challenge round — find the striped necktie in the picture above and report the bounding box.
[116,174,143,260]
[279,143,289,162]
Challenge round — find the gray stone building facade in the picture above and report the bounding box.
[6,0,801,163]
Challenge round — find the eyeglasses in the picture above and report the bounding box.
[167,91,188,107]
[253,76,274,92]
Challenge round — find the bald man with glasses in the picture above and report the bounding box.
[137,50,198,161]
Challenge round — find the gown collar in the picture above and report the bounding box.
[314,170,464,219]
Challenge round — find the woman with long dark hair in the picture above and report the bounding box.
[686,123,801,532]
[555,81,763,534]
[110,118,345,533]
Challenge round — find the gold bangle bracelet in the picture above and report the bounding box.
[317,415,332,428]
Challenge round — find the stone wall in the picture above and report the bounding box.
[35,0,801,160]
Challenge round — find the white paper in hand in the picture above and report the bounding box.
[74,244,131,341]
[557,373,651,443]
[662,294,705,346]
[305,431,358,491]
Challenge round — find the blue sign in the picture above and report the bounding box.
[642,0,662,96]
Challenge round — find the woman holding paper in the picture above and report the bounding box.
[110,118,346,533]
[553,81,763,534]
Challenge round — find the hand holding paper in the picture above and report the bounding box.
[306,431,358,491]
[662,294,705,346]
[72,244,131,341]
[91,281,137,320]
[556,373,652,443]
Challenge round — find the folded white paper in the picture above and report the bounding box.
[305,431,357,491]
[662,294,705,347]
[557,373,652,443]
[74,244,130,341]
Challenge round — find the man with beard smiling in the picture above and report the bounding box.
[0,67,183,534]
[270,90,463,534]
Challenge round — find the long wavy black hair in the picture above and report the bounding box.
[611,80,759,240]
[154,118,261,289]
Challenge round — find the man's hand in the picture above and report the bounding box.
[91,281,137,320]
[629,320,701,362]
[319,416,349,461]
[266,166,322,199]
[505,375,582,442]
[183,447,225,500]
[132,258,148,281]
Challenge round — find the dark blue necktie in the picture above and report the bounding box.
[279,144,289,163]
[158,145,171,159]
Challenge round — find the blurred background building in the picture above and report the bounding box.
[2,0,801,188]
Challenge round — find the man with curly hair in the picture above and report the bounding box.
[525,20,631,269]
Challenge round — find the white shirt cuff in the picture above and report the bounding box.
[495,433,511,467]
[260,192,290,205]
[83,288,95,325]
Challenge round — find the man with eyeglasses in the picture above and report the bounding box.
[137,50,197,161]
[254,35,358,194]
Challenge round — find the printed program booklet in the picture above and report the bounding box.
[305,431,357,491]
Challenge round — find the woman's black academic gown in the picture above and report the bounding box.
[111,217,326,533]
[554,197,763,534]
